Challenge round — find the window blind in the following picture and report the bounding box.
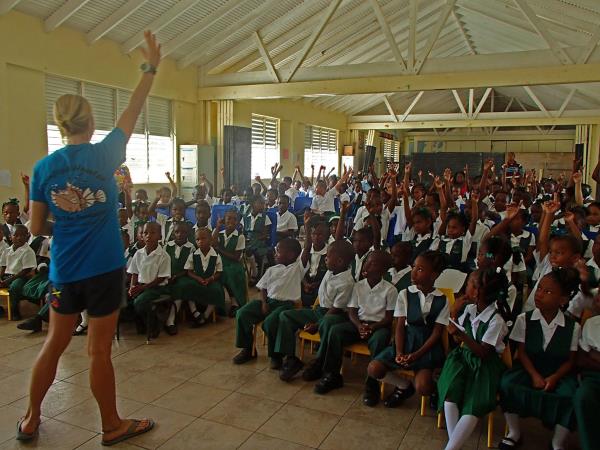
[304,125,339,175]
[251,114,279,179]
[84,83,115,131]
[382,138,400,162]
[45,76,80,124]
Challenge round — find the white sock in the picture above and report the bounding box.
[445,415,478,450]
[187,301,198,315]
[204,304,215,319]
[444,401,460,438]
[79,311,88,327]
[382,372,410,389]
[551,424,569,449]
[166,300,182,326]
[504,413,521,442]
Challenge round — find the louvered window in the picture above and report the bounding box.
[251,114,279,179]
[45,75,173,183]
[382,138,400,162]
[304,125,339,176]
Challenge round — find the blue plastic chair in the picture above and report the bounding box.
[210,204,237,229]
[184,207,196,223]
[334,198,340,214]
[266,210,278,247]
[156,206,170,217]
[386,215,397,248]
[293,196,312,213]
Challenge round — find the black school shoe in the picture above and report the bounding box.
[314,372,344,395]
[270,355,283,370]
[302,358,323,381]
[233,348,256,365]
[165,324,178,336]
[363,377,380,407]
[429,390,439,410]
[279,356,304,382]
[384,384,415,408]
[17,316,42,332]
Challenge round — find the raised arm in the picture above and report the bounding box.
[538,195,560,260]
[573,170,584,206]
[301,211,313,267]
[254,176,267,195]
[468,192,479,236]
[165,171,177,198]
[479,159,493,197]
[402,163,413,227]
[116,31,161,140]
[21,173,30,215]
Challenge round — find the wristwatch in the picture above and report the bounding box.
[140,62,157,75]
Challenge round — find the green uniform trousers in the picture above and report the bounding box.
[574,371,600,450]
[321,321,390,374]
[133,286,171,316]
[274,307,348,357]
[7,277,27,318]
[235,298,294,357]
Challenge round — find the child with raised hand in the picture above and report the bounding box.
[163,222,197,335]
[184,227,225,327]
[127,222,171,339]
[300,215,329,308]
[384,241,413,292]
[567,233,600,319]
[499,268,581,450]
[0,225,36,320]
[233,238,304,368]
[438,267,510,450]
[275,195,297,242]
[574,292,600,450]
[524,195,582,312]
[212,210,246,315]
[366,251,448,407]
[149,196,192,243]
[310,166,349,217]
[276,240,356,382]
[243,195,272,283]
[314,250,397,395]
[431,192,479,272]
[193,200,212,233]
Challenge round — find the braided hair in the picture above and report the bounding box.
[2,198,19,211]
[472,267,511,324]
[545,267,581,307]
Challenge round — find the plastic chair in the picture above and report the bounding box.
[298,297,321,360]
[293,196,312,214]
[334,197,340,214]
[386,215,397,248]
[210,205,237,229]
[0,288,12,320]
[266,210,278,247]
[184,207,196,223]
[156,206,170,217]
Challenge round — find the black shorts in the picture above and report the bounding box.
[48,268,125,317]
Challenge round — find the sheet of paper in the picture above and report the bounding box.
[434,268,467,293]
[0,170,11,187]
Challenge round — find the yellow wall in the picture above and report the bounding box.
[0,11,201,201]
[233,99,348,177]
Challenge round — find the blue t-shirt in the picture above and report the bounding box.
[31,128,127,284]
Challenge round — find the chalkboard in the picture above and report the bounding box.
[224,125,251,190]
[404,152,505,180]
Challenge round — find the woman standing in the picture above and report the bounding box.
[18,31,161,446]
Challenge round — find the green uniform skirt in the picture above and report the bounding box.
[500,364,577,430]
[574,371,600,450]
[437,346,506,417]
[375,324,445,371]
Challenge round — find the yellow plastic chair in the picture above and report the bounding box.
[298,297,321,360]
[0,288,12,321]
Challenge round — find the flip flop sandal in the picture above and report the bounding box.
[73,325,88,336]
[16,418,39,441]
[101,419,155,447]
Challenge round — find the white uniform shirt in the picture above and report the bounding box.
[472,221,490,251]
[525,252,553,312]
[430,231,473,263]
[307,244,328,278]
[256,259,305,301]
[127,245,171,285]
[387,266,412,286]
[579,315,600,352]
[184,247,223,273]
[0,240,8,260]
[348,278,397,322]
[402,228,432,246]
[510,309,580,352]
[353,208,392,246]
[165,241,195,260]
[246,213,272,231]
[276,210,298,232]
[285,187,299,205]
[353,249,373,280]
[395,286,449,326]
[311,188,337,214]
[339,192,350,205]
[0,244,36,275]
[567,259,600,318]
[459,303,508,353]
[219,229,246,250]
[510,230,535,273]
[318,269,355,309]
[193,222,213,233]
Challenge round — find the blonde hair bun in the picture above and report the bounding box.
[53,94,93,138]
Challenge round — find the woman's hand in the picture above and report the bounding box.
[140,30,161,68]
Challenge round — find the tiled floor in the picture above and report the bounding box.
[0,305,581,449]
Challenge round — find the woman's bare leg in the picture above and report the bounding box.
[87,310,120,432]
[21,309,79,433]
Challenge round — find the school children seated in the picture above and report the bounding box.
[308,250,397,395]
[127,222,171,338]
[366,251,447,407]
[276,240,355,382]
[1,199,29,246]
[233,237,304,367]
[0,225,37,321]
[243,195,272,284]
[149,196,193,243]
[300,215,329,307]
[275,195,297,242]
